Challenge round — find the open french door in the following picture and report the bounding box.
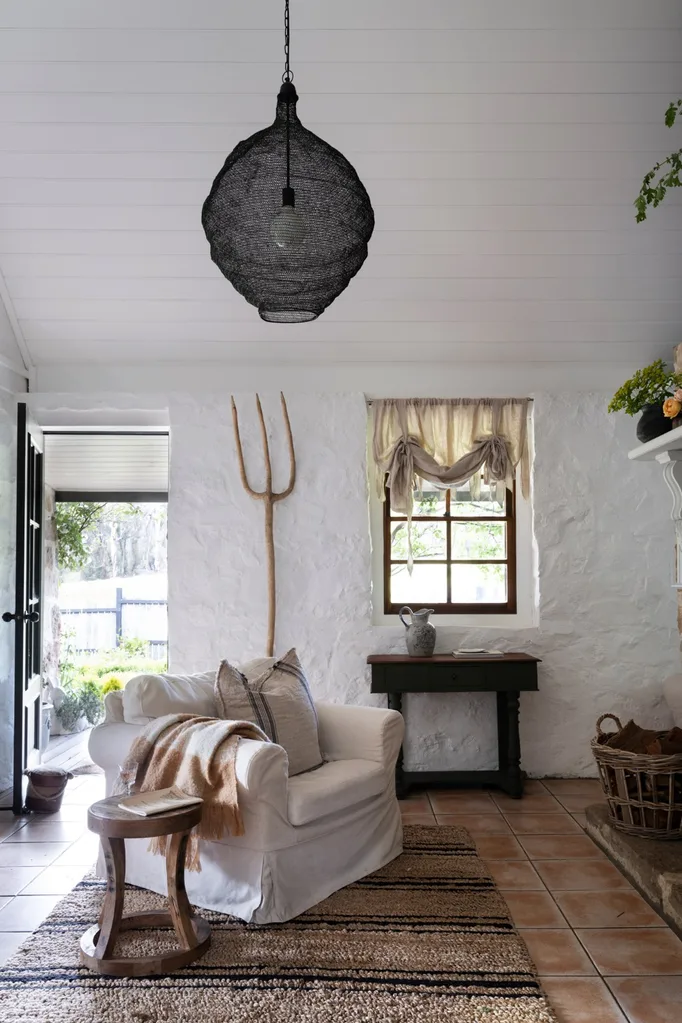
[2,403,44,814]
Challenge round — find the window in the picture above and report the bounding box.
[384,472,516,614]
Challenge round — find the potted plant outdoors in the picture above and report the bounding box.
[608,358,682,442]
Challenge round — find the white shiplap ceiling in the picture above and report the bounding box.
[1,0,682,374]
[43,433,169,493]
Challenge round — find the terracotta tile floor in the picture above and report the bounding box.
[401,779,682,1023]
[0,775,104,943]
[0,776,677,1023]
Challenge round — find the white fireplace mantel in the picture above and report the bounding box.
[630,425,682,589]
[628,423,682,464]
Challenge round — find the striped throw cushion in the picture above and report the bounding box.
[215,648,323,777]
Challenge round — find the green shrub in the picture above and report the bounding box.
[119,637,149,658]
[79,679,103,725]
[55,676,104,729]
[101,676,123,696]
[55,690,85,732]
[56,629,167,731]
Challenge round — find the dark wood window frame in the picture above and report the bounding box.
[383,481,517,615]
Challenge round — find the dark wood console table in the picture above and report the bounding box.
[368,653,540,799]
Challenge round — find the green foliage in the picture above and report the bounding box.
[79,679,104,725]
[390,521,445,563]
[57,628,79,689]
[635,100,682,222]
[608,359,682,416]
[118,636,149,659]
[55,681,103,729]
[55,502,106,572]
[76,645,167,681]
[101,676,123,696]
[54,691,85,733]
[55,501,142,573]
[55,629,166,732]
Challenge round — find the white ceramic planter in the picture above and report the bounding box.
[48,707,89,736]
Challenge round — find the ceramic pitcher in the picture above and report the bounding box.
[398,606,437,657]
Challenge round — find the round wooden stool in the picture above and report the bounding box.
[80,795,211,977]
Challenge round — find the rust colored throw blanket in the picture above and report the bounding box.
[116,713,269,870]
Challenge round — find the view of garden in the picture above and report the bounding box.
[388,478,510,606]
[49,502,168,736]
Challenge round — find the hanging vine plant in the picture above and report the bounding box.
[635,100,682,222]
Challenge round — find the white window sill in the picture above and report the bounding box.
[372,610,537,629]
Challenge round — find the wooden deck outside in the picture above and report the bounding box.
[43,728,93,772]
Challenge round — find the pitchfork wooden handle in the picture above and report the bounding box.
[230,392,297,657]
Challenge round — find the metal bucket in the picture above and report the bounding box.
[24,766,73,813]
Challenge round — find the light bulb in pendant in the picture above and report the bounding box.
[271,187,306,250]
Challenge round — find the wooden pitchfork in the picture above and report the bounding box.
[230,392,296,657]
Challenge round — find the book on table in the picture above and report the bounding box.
[118,785,203,817]
[452,648,504,658]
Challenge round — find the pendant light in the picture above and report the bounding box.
[202,0,375,323]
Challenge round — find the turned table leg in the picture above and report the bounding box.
[166,830,199,950]
[95,835,126,958]
[498,690,523,798]
[387,691,407,798]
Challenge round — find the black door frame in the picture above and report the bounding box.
[2,403,44,814]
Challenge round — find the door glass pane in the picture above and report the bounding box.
[451,522,506,560]
[390,563,447,605]
[451,476,505,517]
[391,521,446,561]
[411,482,446,517]
[451,564,507,603]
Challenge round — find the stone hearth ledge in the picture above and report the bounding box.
[585,803,682,937]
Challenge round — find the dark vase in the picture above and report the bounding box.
[636,403,672,443]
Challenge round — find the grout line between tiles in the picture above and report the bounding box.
[600,975,682,1022]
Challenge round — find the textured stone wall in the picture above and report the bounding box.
[168,391,677,778]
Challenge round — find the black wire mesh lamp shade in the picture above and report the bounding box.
[202,7,374,323]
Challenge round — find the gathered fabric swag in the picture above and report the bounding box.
[372,398,530,566]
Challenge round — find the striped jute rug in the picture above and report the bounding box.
[0,825,556,1022]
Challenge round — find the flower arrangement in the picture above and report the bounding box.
[664,394,682,420]
[608,359,682,418]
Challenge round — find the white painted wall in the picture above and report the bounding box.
[166,390,677,778]
[28,378,679,777]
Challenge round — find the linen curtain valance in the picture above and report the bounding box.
[371,398,531,526]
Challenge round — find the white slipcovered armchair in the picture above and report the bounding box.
[88,680,404,924]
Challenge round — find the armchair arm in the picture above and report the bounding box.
[315,703,404,770]
[88,720,290,839]
[102,690,125,723]
[235,737,288,814]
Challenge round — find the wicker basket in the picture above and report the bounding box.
[591,714,682,839]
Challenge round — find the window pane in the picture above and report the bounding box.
[391,521,446,561]
[451,477,505,517]
[451,522,506,561]
[451,564,507,603]
[390,563,447,604]
[412,482,446,517]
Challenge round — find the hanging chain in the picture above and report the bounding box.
[283,0,293,82]
[283,0,292,192]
